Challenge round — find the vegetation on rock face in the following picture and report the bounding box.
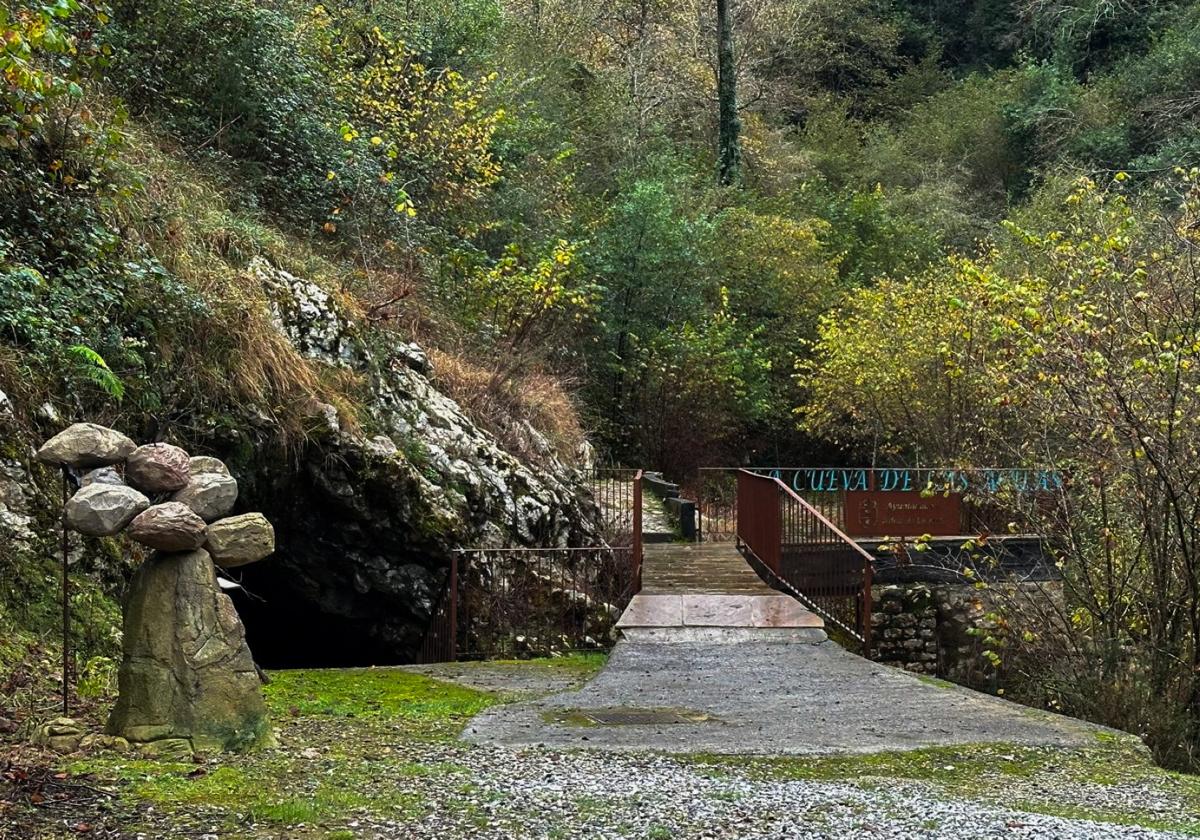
[5,0,1200,775]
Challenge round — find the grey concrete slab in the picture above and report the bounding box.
[616,594,825,631]
[750,594,824,628]
[681,593,754,626]
[615,594,684,628]
[463,639,1116,755]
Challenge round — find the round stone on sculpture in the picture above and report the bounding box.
[126,443,191,494]
[127,502,207,551]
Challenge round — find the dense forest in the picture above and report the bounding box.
[3,0,1200,773]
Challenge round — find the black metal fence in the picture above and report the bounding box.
[455,546,639,658]
[415,468,644,662]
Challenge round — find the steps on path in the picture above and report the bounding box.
[617,543,826,643]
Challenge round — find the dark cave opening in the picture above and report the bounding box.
[227,564,415,669]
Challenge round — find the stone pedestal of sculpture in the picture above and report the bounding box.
[106,549,269,752]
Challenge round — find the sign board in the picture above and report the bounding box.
[843,490,962,537]
[764,467,1063,495]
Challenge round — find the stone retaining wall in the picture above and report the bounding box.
[870,581,1062,691]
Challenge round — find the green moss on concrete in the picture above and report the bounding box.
[264,667,496,738]
[914,674,958,690]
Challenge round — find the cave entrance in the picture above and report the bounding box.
[229,582,406,669]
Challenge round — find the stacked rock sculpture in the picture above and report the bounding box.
[36,423,276,753]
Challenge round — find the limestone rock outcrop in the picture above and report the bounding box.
[126,443,191,494]
[205,512,274,567]
[65,483,150,537]
[35,423,136,468]
[174,472,238,522]
[127,502,207,551]
[233,258,601,660]
[107,549,268,751]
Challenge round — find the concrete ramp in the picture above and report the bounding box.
[462,639,1116,754]
[465,545,1117,755]
[617,543,826,642]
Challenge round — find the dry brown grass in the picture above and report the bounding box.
[38,116,584,463]
[426,347,586,466]
[97,121,369,445]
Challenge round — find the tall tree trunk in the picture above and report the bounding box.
[716,0,741,185]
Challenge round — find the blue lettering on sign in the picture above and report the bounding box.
[752,467,1062,492]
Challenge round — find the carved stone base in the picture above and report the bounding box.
[107,549,270,752]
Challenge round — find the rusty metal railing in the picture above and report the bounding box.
[415,468,644,662]
[684,467,846,542]
[736,469,875,654]
[453,545,639,658]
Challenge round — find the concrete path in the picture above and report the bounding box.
[463,638,1113,754]
[466,543,1114,755]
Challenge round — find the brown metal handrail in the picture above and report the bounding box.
[736,469,875,654]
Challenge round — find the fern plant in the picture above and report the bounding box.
[67,344,125,401]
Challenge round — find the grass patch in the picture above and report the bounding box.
[484,651,608,676]
[62,667,500,835]
[265,668,496,737]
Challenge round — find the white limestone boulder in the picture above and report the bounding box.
[36,423,136,469]
[173,472,238,522]
[81,466,124,487]
[65,484,150,537]
[189,456,230,477]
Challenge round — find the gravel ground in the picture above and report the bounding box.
[7,656,1197,840]
[302,741,1195,840]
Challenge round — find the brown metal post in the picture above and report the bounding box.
[448,552,458,661]
[61,467,70,716]
[632,470,643,592]
[861,556,874,659]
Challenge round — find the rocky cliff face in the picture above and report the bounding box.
[0,260,601,667]
[222,259,600,665]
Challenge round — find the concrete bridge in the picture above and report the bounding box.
[616,543,825,642]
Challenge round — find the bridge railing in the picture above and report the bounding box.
[417,468,643,662]
[736,469,875,654]
[684,467,845,542]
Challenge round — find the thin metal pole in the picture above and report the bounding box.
[449,553,458,661]
[61,466,70,716]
